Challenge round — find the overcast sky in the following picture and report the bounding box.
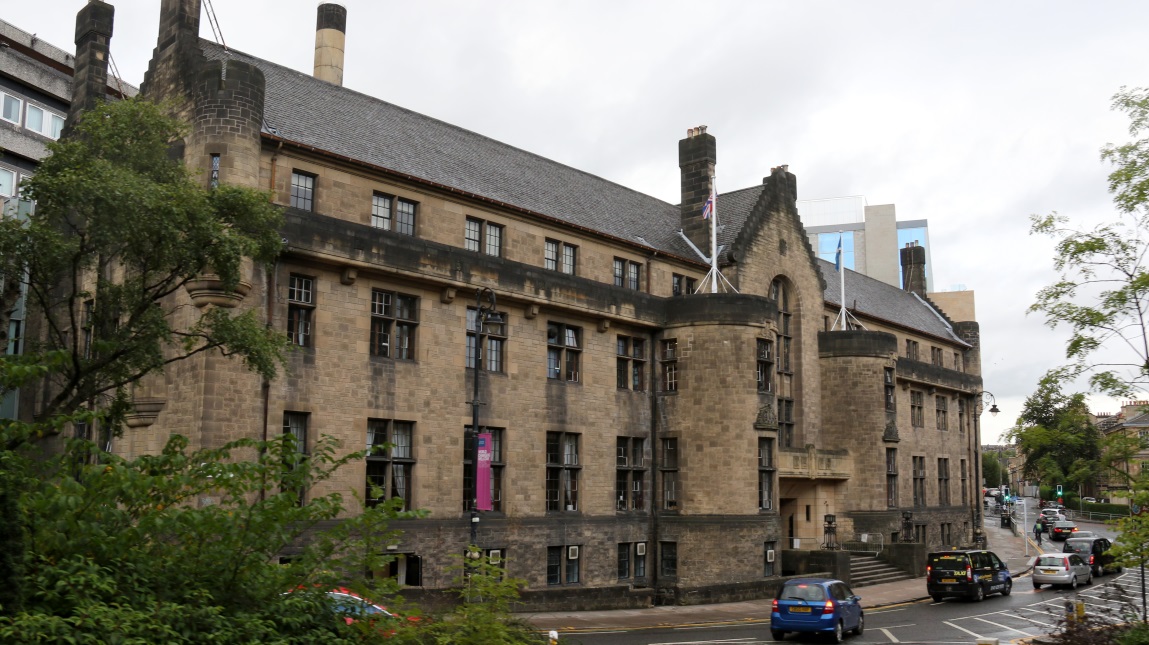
[10,1,1149,444]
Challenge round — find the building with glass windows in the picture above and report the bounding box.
[0,19,135,419]
[28,0,986,610]
[800,196,933,292]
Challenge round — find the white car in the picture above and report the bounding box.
[1040,508,1065,522]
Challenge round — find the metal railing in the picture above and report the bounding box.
[841,533,884,556]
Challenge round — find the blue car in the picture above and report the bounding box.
[770,578,863,642]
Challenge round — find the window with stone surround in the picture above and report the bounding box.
[910,390,924,427]
[941,522,952,545]
[366,419,414,510]
[759,437,775,510]
[370,289,418,359]
[757,339,774,393]
[772,278,795,448]
[546,431,580,512]
[465,216,503,257]
[287,274,314,347]
[905,339,919,361]
[616,437,647,511]
[660,339,678,392]
[661,437,679,510]
[938,457,950,505]
[547,545,580,585]
[931,346,944,366]
[618,542,647,580]
[954,351,962,372]
[290,170,315,211]
[616,336,646,390]
[545,239,577,275]
[283,411,309,505]
[884,368,896,411]
[936,395,948,431]
[886,448,898,507]
[467,307,506,372]
[660,542,678,577]
[613,258,642,290]
[912,455,926,508]
[672,273,697,296]
[960,459,968,505]
[547,322,581,381]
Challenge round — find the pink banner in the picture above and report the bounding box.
[476,432,492,511]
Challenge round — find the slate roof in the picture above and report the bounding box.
[818,258,969,346]
[198,42,965,343]
[202,42,705,259]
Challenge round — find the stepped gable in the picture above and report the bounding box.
[199,41,697,260]
[818,258,970,345]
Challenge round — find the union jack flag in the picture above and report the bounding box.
[701,189,715,220]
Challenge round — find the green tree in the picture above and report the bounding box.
[1006,376,1101,491]
[0,97,286,445]
[1029,86,1149,398]
[982,452,1005,488]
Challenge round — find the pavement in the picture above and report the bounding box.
[518,503,1096,635]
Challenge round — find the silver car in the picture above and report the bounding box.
[1032,553,1092,589]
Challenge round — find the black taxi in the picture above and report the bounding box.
[926,550,1012,602]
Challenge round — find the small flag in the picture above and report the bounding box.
[834,235,842,272]
[701,188,715,220]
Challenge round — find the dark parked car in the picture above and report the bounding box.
[1049,521,1079,541]
[770,578,863,642]
[1063,536,1122,576]
[926,550,1012,602]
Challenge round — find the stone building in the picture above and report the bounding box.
[40,0,986,609]
[0,16,134,419]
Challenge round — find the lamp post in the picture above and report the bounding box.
[467,287,499,549]
[972,391,999,548]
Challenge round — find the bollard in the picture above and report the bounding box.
[1065,598,1076,624]
[975,639,999,645]
[548,629,559,645]
[1076,598,1086,621]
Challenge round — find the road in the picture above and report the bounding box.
[565,569,1149,644]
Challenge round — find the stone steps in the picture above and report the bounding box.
[849,554,916,587]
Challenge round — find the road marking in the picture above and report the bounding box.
[944,620,984,638]
[970,616,1035,636]
[878,627,900,642]
[650,639,756,644]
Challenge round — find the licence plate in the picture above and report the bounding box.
[789,607,811,613]
[941,578,956,583]
[1042,569,1058,574]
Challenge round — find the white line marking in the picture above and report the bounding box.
[878,627,900,642]
[970,616,1035,636]
[944,620,984,638]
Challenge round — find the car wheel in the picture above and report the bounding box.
[1094,565,1102,577]
[771,629,785,641]
[972,584,985,602]
[1033,581,1042,590]
[1002,579,1012,596]
[829,620,844,643]
[931,594,944,603]
[1069,575,1078,590]
[853,613,864,635]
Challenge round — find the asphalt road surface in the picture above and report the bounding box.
[566,568,1149,644]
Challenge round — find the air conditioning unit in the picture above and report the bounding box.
[636,543,646,556]
[766,549,776,563]
[488,549,502,565]
[567,545,579,560]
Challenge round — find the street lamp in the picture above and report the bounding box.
[466,287,501,548]
[972,390,1000,548]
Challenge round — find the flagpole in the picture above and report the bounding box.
[709,175,718,294]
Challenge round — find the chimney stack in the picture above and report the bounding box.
[679,126,716,253]
[71,0,115,126]
[899,241,927,297]
[314,3,347,86]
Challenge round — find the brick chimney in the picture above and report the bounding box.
[314,3,347,86]
[679,126,716,253]
[70,0,115,126]
[900,241,927,297]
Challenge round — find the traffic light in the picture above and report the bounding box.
[1056,484,1063,496]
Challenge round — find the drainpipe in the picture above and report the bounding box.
[648,327,661,600]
